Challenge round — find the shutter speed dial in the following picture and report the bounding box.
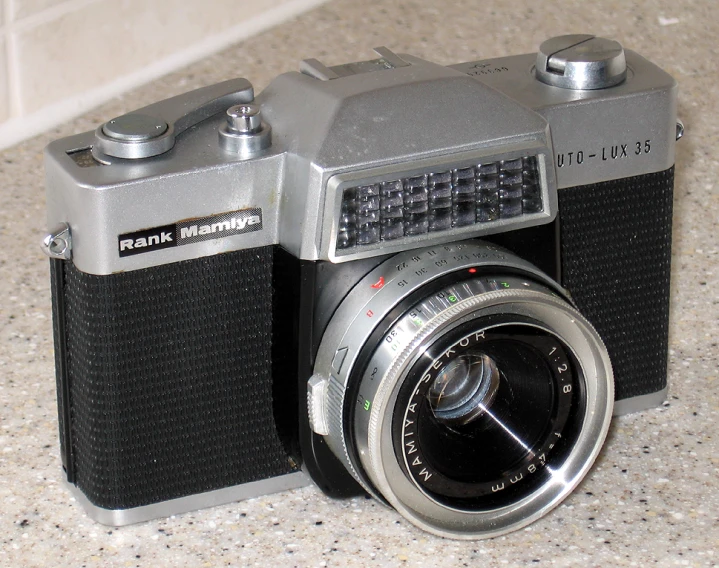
[535,34,627,90]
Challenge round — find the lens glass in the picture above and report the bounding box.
[426,353,501,427]
[393,320,582,510]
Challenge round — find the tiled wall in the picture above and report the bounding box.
[0,0,325,149]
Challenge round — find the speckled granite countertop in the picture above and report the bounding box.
[1,0,717,566]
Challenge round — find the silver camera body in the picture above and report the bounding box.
[43,35,678,538]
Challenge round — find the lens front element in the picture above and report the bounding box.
[397,323,579,510]
[427,353,501,427]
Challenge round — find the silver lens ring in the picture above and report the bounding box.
[312,241,613,538]
[361,288,612,538]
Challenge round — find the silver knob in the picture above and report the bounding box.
[102,114,168,142]
[535,34,627,90]
[226,104,263,133]
[218,103,272,157]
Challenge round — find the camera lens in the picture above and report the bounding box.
[394,322,579,509]
[314,241,613,539]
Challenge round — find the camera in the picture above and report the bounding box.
[42,35,679,538]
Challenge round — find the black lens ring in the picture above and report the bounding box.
[390,314,586,511]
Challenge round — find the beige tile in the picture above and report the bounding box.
[15,0,291,115]
[12,0,69,20]
[0,35,8,122]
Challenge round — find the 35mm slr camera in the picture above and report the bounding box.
[43,35,680,538]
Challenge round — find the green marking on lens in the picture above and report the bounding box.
[448,295,457,303]
[364,400,371,411]
[501,282,510,288]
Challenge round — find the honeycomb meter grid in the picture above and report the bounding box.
[336,155,542,250]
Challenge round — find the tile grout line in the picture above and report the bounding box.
[4,0,22,117]
[0,0,330,150]
[9,0,102,33]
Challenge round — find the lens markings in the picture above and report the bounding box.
[397,323,576,507]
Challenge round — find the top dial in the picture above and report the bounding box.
[535,34,627,90]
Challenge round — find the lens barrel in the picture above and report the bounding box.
[312,241,613,538]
